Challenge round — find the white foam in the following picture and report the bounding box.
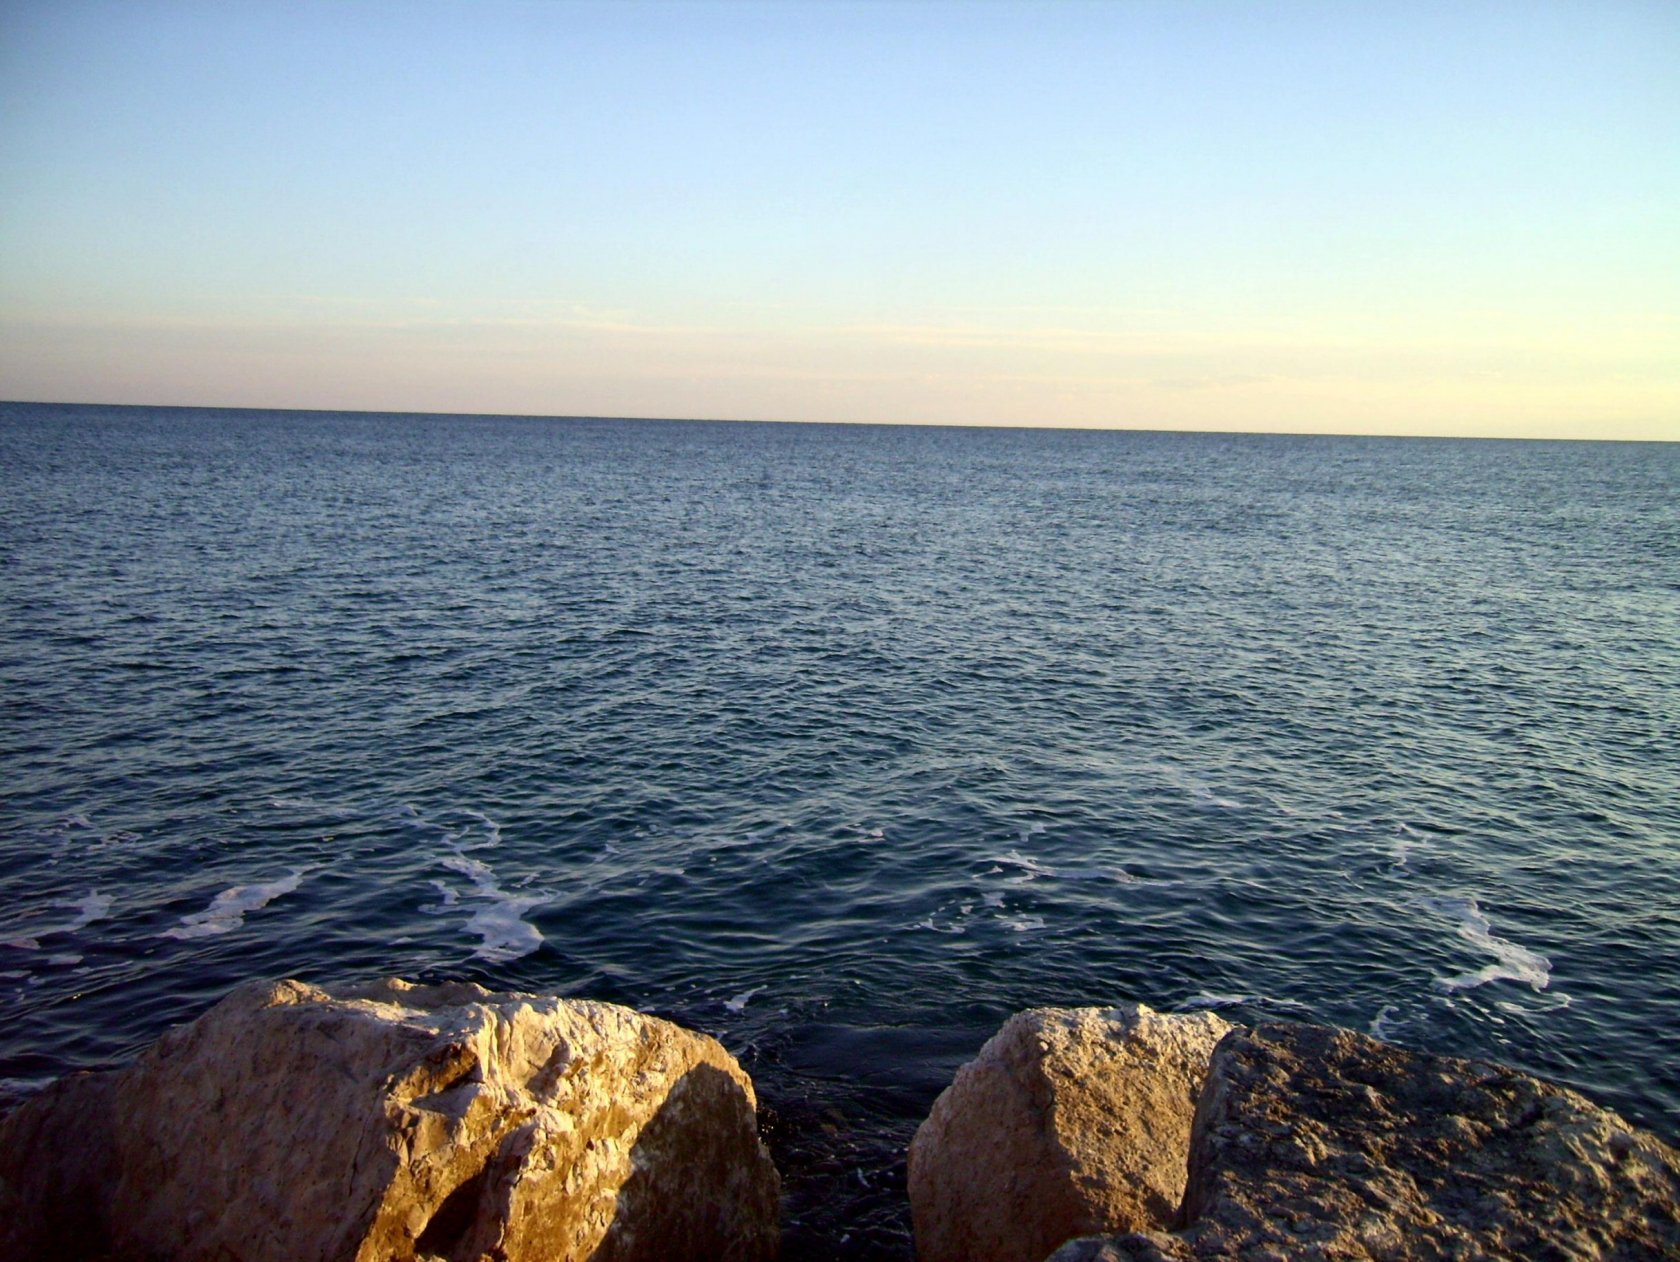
[458,808,503,849]
[67,892,113,931]
[1192,788,1243,809]
[1426,896,1551,993]
[999,914,1046,933]
[1369,1004,1403,1041]
[1179,991,1311,1012]
[420,879,461,910]
[1001,850,1056,879]
[1499,992,1572,1014]
[911,916,968,935]
[2,891,114,949]
[982,891,1004,907]
[1391,822,1428,867]
[1139,764,1248,812]
[724,985,764,1013]
[440,853,493,883]
[164,871,306,939]
[1179,992,1249,1010]
[700,832,751,853]
[995,850,1132,884]
[461,895,544,963]
[439,850,543,963]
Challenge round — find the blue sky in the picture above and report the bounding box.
[2,0,1676,436]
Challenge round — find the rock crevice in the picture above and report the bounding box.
[907,1004,1234,1262]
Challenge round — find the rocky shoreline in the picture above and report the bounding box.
[2,980,1675,1261]
[912,1006,1680,1261]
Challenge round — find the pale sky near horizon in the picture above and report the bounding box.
[1,0,1676,439]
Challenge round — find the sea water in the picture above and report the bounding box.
[2,403,1676,1257]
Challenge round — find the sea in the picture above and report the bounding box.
[1,401,1676,1257]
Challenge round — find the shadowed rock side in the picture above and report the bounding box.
[1048,1021,1680,1262]
[0,978,780,1262]
[907,1004,1234,1262]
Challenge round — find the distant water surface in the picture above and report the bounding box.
[2,403,1676,1257]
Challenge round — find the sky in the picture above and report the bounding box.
[1,0,1676,438]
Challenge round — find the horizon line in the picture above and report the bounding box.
[2,398,1673,445]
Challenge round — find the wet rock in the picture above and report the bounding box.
[0,978,780,1262]
[907,1004,1234,1262]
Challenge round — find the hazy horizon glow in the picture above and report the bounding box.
[2,0,1677,439]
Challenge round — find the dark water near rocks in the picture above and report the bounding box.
[2,402,1676,1256]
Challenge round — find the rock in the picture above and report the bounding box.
[0,978,781,1262]
[0,1065,123,1260]
[1074,1021,1680,1260]
[1181,1021,1680,1258]
[1044,1233,1191,1262]
[907,1004,1234,1262]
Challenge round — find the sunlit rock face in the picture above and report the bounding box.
[1048,1021,1680,1262]
[0,978,781,1262]
[907,1004,1234,1262]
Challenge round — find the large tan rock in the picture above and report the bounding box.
[907,1004,1233,1262]
[1050,1021,1680,1260]
[0,978,780,1262]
